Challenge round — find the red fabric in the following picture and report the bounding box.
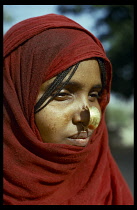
[3,14,133,205]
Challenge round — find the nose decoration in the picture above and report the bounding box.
[88,106,101,130]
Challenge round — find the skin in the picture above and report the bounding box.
[35,59,102,146]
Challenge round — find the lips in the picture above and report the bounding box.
[66,130,93,147]
[69,131,91,139]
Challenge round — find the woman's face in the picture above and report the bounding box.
[35,59,102,146]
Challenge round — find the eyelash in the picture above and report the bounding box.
[89,92,101,99]
[51,90,102,101]
[52,92,71,101]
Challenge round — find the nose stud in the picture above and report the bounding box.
[88,106,101,130]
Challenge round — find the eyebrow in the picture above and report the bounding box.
[65,81,102,90]
[45,81,102,93]
[90,84,103,91]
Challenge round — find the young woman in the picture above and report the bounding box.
[3,14,133,205]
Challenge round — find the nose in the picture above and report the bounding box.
[72,105,90,128]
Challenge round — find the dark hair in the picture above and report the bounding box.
[34,58,106,114]
[97,57,106,89]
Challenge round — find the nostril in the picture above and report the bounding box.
[82,105,89,111]
[72,106,90,127]
[80,108,90,127]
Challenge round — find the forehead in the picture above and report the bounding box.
[69,59,101,85]
[40,59,101,91]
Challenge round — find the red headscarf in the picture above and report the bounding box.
[3,14,133,205]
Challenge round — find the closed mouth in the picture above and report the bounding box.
[67,130,93,146]
[69,130,92,139]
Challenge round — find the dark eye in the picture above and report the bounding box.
[53,90,72,101]
[88,92,101,102]
[89,92,98,97]
[90,93,99,98]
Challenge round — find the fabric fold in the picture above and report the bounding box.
[3,13,133,205]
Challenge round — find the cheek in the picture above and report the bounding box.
[35,112,58,134]
[34,108,71,139]
[63,113,71,124]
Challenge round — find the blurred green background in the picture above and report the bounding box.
[3,5,134,194]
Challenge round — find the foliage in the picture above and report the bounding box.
[106,96,133,147]
[3,7,14,23]
[57,5,134,99]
